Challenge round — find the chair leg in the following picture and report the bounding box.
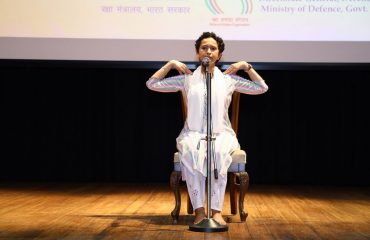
[170,171,182,224]
[187,192,193,214]
[237,172,249,222]
[229,173,237,215]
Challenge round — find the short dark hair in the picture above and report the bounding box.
[195,32,225,54]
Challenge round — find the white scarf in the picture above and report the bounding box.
[185,66,230,133]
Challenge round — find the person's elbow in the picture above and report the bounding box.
[146,78,157,91]
[256,80,268,94]
[260,85,268,94]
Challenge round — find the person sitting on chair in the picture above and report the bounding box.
[146,32,268,225]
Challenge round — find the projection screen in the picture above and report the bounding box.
[1,0,370,63]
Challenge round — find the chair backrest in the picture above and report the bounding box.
[180,91,241,137]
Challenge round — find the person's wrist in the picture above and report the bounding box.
[162,61,172,71]
[169,60,177,68]
[165,61,171,69]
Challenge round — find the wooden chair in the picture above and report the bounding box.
[170,91,249,224]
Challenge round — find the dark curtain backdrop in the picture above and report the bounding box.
[1,61,370,185]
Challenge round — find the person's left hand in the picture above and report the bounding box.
[223,61,249,75]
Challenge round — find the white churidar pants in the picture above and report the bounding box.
[177,131,238,211]
[181,164,227,211]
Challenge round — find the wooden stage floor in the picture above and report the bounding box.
[0,182,369,240]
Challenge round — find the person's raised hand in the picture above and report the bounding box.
[170,60,192,75]
[224,61,250,75]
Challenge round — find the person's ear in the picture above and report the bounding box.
[218,53,222,61]
[196,51,200,61]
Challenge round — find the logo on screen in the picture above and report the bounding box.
[205,0,253,15]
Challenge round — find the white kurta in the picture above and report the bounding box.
[147,66,268,210]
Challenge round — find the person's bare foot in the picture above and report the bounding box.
[194,207,206,224]
[212,210,227,225]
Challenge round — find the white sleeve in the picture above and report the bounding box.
[230,74,268,95]
[146,75,185,93]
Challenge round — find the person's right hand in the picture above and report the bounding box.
[170,60,192,75]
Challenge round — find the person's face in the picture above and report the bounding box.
[197,37,221,66]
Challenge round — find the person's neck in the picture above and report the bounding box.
[201,64,216,74]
